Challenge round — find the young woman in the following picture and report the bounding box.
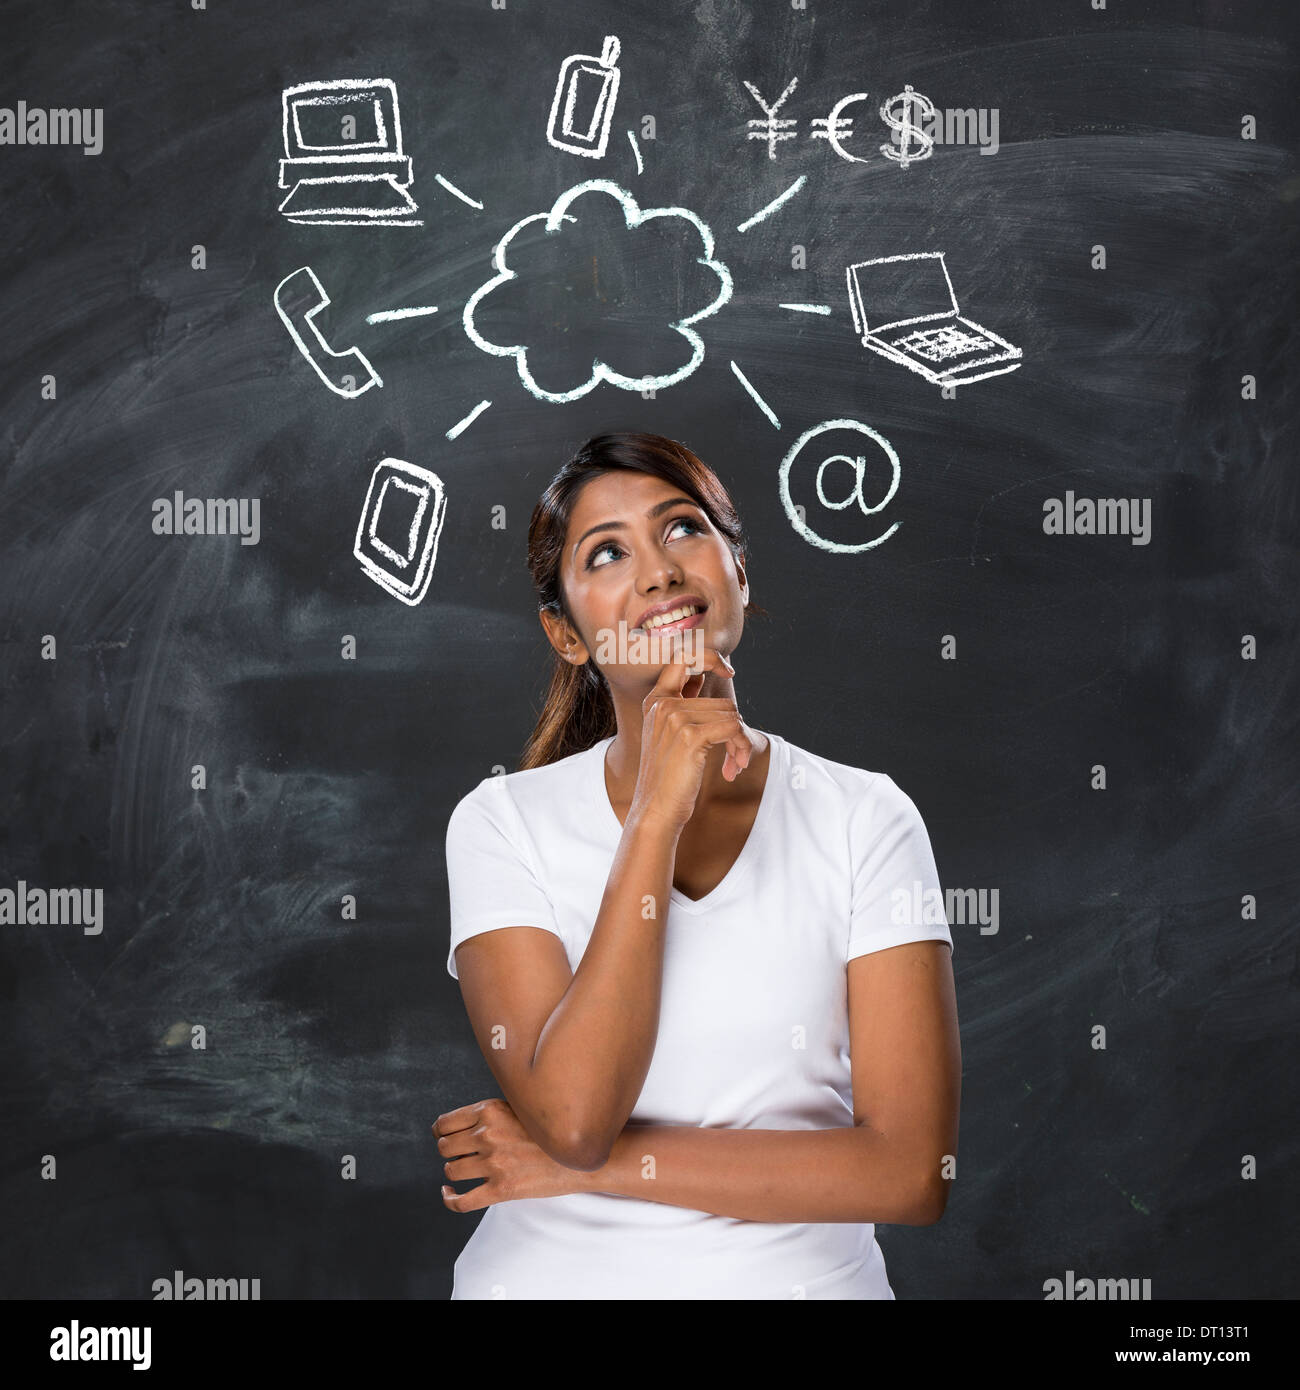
[438,431,961,1299]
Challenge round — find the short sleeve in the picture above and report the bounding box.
[847,773,955,962]
[444,778,566,980]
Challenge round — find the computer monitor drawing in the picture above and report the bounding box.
[278,78,421,225]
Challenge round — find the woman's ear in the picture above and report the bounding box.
[733,549,749,608]
[539,606,589,664]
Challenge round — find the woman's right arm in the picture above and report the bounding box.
[452,647,752,1171]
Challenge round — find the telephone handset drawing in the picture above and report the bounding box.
[274,265,383,398]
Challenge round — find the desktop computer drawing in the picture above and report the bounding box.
[846,251,1022,388]
[278,78,422,226]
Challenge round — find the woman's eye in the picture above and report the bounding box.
[587,516,703,569]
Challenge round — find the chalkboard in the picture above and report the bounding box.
[1,0,1296,1311]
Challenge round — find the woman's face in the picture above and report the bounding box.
[543,470,747,688]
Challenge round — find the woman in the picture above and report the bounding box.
[438,431,961,1299]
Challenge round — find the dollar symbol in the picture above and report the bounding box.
[879,84,936,169]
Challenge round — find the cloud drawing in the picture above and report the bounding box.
[462,178,733,403]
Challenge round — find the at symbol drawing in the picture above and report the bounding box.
[778,418,902,554]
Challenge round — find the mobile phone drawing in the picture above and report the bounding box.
[546,36,621,158]
[353,458,446,605]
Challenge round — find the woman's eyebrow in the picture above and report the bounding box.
[571,497,701,554]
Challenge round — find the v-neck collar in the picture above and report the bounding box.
[587,729,784,915]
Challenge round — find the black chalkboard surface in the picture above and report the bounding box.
[1,0,1296,1311]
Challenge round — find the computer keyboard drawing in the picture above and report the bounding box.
[892,324,990,360]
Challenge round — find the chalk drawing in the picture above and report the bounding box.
[627,129,643,175]
[747,76,988,162]
[778,420,901,553]
[446,400,492,440]
[547,37,622,158]
[744,77,798,160]
[463,179,732,404]
[434,173,483,210]
[353,458,446,605]
[278,78,421,225]
[879,86,936,169]
[810,92,872,162]
[846,251,1022,388]
[730,362,780,430]
[365,306,438,324]
[736,174,807,233]
[274,266,382,398]
[779,303,832,314]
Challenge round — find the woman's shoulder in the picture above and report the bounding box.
[449,737,607,825]
[772,729,884,793]
[772,731,924,823]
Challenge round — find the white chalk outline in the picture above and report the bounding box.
[627,129,643,175]
[879,85,936,169]
[845,251,1022,388]
[778,419,901,553]
[353,458,446,605]
[435,173,483,210]
[287,88,391,153]
[462,178,733,404]
[278,176,422,226]
[365,305,438,324]
[283,218,425,228]
[293,96,387,151]
[780,303,832,314]
[547,37,621,158]
[811,92,873,163]
[446,399,492,440]
[737,174,807,233]
[730,361,780,430]
[273,265,383,398]
[744,77,799,160]
[278,78,421,226]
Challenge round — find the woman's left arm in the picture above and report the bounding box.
[439,940,961,1225]
[579,940,960,1224]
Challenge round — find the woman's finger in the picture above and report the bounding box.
[644,639,733,701]
[444,1152,486,1182]
[685,712,754,782]
[442,1181,494,1214]
[432,1105,482,1138]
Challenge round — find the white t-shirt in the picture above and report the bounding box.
[443,727,954,1300]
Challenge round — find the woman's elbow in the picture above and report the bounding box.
[906,1174,951,1226]
[549,1129,612,1172]
[537,1111,613,1171]
[528,1091,618,1170]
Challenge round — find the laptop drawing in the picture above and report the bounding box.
[846,252,1021,387]
[278,78,422,226]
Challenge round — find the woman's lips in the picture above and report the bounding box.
[636,608,706,635]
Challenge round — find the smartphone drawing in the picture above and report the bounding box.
[353,457,446,605]
[273,265,383,398]
[547,36,621,158]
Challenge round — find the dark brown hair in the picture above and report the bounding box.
[520,432,765,770]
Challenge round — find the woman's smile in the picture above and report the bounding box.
[636,603,707,635]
